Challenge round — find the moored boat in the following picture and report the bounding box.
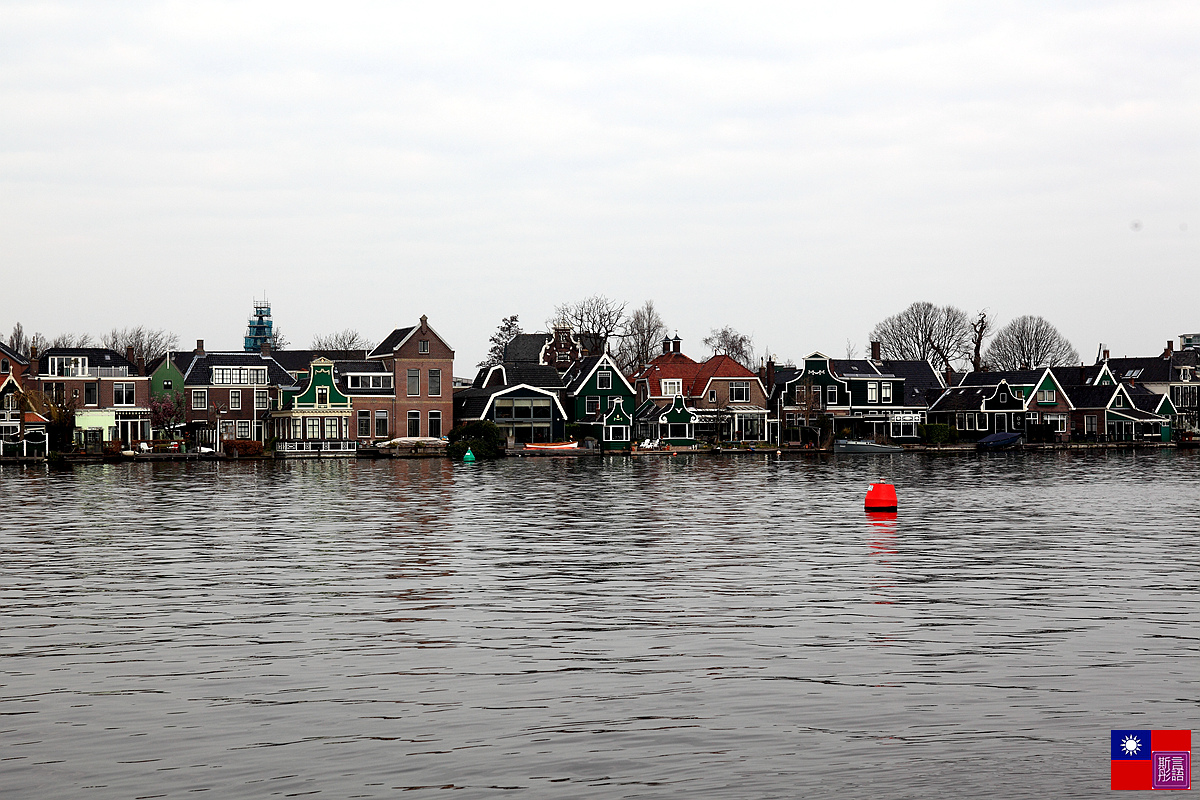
[976,431,1023,450]
[834,439,904,454]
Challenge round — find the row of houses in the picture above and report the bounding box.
[2,303,1197,456]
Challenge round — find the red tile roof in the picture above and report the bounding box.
[688,355,757,396]
[633,352,701,396]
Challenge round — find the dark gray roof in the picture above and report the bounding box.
[184,352,296,387]
[39,347,134,370]
[453,387,495,419]
[0,341,29,365]
[1102,357,1173,384]
[1065,385,1118,409]
[503,333,550,363]
[929,386,987,412]
[830,359,881,377]
[473,362,563,390]
[564,355,603,394]
[959,369,1043,387]
[882,360,942,407]
[1128,385,1167,413]
[272,349,368,372]
[367,327,415,359]
[335,360,388,373]
[1051,364,1103,387]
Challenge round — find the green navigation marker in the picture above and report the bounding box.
[463,447,476,463]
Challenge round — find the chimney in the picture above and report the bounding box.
[672,335,681,354]
[1163,339,1174,358]
[870,341,881,361]
[195,339,205,356]
[944,365,954,386]
[125,346,135,366]
[137,356,145,377]
[29,345,38,377]
[260,340,271,357]
[767,358,775,390]
[1103,349,1110,361]
[662,337,672,355]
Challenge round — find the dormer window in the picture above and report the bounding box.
[661,379,682,396]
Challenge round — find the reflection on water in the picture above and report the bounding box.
[2,451,1199,799]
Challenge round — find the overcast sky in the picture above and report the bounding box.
[2,1,1197,371]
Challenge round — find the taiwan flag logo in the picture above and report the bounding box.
[1111,729,1191,790]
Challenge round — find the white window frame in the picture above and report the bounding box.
[375,410,388,438]
[407,369,420,396]
[229,389,241,410]
[428,369,441,397]
[660,379,682,396]
[255,389,269,410]
[881,382,892,402]
[867,382,879,403]
[585,396,600,415]
[236,419,251,439]
[729,382,749,403]
[597,371,612,390]
[419,339,430,354]
[827,385,836,404]
[192,389,207,410]
[407,410,420,437]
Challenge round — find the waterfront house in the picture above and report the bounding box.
[271,356,356,456]
[453,361,568,444]
[1097,342,1199,432]
[366,315,454,440]
[182,341,295,447]
[31,346,152,447]
[562,353,636,450]
[633,394,696,446]
[930,367,1073,440]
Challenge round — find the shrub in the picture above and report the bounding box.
[447,420,507,460]
[224,439,264,457]
[919,423,956,444]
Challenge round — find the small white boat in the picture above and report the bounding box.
[524,442,579,450]
[834,439,904,454]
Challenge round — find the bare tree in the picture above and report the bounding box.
[547,295,627,354]
[969,310,992,371]
[984,315,1079,370]
[869,302,970,371]
[29,332,48,356]
[845,339,859,360]
[311,329,374,351]
[702,326,755,369]
[101,326,180,363]
[478,315,523,368]
[49,332,95,348]
[616,300,667,373]
[8,323,28,356]
[270,328,290,350]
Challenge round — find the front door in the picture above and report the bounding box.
[996,414,1006,433]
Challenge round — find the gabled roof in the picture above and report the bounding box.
[928,386,986,412]
[633,351,702,397]
[1128,384,1171,415]
[881,359,944,406]
[1051,364,1104,387]
[272,349,368,373]
[147,351,196,377]
[958,369,1044,387]
[689,355,758,396]
[563,354,634,396]
[1064,384,1119,410]
[503,333,551,363]
[453,382,567,421]
[0,341,29,366]
[183,352,296,387]
[367,327,415,358]
[830,359,882,378]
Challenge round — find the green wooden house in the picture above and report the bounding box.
[271,357,356,456]
[562,354,636,450]
[633,394,696,447]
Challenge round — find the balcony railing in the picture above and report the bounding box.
[275,440,358,452]
[45,367,131,378]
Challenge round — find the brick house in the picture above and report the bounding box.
[31,347,152,446]
[366,315,454,439]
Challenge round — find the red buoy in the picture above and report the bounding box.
[865,482,897,512]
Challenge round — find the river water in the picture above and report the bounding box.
[1,451,1197,799]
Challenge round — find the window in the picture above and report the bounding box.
[408,411,420,437]
[955,412,964,430]
[357,410,371,437]
[1044,413,1067,432]
[306,418,320,439]
[375,410,388,437]
[1113,394,1124,408]
[1026,412,1039,424]
[163,379,172,390]
[255,389,269,410]
[192,389,207,410]
[211,367,268,385]
[1036,389,1056,404]
[709,390,717,403]
[729,382,749,403]
[661,379,682,396]
[291,418,302,439]
[428,369,441,397]
[114,383,135,406]
[605,425,630,441]
[428,411,442,438]
[236,419,251,439]
[317,387,328,407]
[976,413,988,430]
[229,389,241,410]
[827,385,836,405]
[0,359,7,374]
[1085,414,1098,433]
[49,356,87,377]
[419,339,429,354]
[348,375,360,389]
[881,382,892,403]
[794,387,805,404]
[324,417,339,438]
[85,383,98,406]
[407,369,420,396]
[586,396,600,415]
[867,382,879,403]
[597,371,612,390]
[556,352,569,362]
